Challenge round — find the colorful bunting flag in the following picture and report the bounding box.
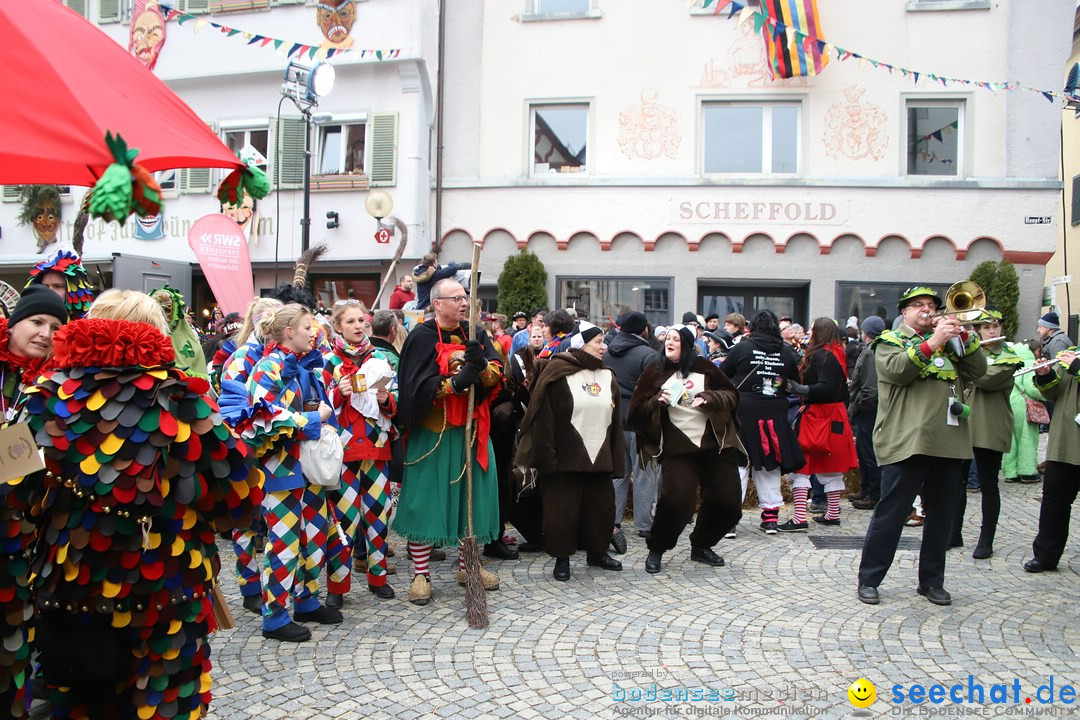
[760,0,829,78]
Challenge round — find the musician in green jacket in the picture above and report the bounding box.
[1025,344,1080,573]
[949,308,1022,560]
[857,286,986,607]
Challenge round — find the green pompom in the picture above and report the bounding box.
[243,163,271,200]
[89,164,134,222]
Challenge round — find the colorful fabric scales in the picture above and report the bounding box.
[25,250,95,320]
[21,317,262,719]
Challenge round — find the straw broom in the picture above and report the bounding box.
[461,241,488,628]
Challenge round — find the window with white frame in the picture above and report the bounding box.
[702,102,799,174]
[906,100,962,176]
[531,104,588,176]
[223,127,270,168]
[317,123,367,176]
[156,169,178,193]
[528,0,593,15]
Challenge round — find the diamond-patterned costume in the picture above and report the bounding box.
[22,318,262,720]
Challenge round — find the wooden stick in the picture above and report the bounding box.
[462,241,488,628]
[373,218,410,308]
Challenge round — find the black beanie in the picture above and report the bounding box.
[617,311,648,336]
[10,285,68,327]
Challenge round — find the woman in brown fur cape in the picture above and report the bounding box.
[515,326,625,582]
[627,324,745,575]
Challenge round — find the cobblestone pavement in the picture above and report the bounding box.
[207,460,1080,720]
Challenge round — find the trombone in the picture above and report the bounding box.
[920,281,986,323]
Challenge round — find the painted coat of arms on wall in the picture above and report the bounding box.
[823,86,889,162]
[618,90,680,161]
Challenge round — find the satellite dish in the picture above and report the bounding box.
[0,282,20,318]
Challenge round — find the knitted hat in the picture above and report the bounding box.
[570,324,604,349]
[846,315,859,330]
[860,315,886,340]
[10,284,68,327]
[705,313,719,322]
[681,311,698,325]
[1038,312,1060,330]
[617,310,648,336]
[654,325,667,338]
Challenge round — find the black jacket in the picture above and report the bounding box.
[847,344,878,420]
[603,331,656,421]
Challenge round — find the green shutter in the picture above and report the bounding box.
[179,168,212,195]
[270,0,305,5]
[1072,174,1080,226]
[1,186,19,203]
[63,0,88,17]
[182,0,211,14]
[271,116,308,191]
[368,112,398,188]
[98,0,121,22]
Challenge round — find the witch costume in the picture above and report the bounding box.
[22,317,262,719]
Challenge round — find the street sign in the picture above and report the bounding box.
[375,227,391,244]
[1053,275,1072,285]
[1024,216,1053,224]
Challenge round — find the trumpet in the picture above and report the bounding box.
[1013,358,1060,376]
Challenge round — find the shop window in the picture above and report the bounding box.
[907,101,962,176]
[532,104,588,176]
[559,277,671,330]
[836,282,918,325]
[310,276,381,311]
[318,123,367,176]
[703,102,799,174]
[525,0,599,18]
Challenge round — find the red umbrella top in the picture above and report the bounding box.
[0,1,243,186]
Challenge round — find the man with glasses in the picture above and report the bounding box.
[857,286,986,607]
[392,279,504,605]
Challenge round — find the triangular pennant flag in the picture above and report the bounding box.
[247,34,263,45]
[326,48,336,58]
[260,36,273,47]
[737,6,755,28]
[273,39,283,49]
[727,0,741,18]
[376,49,385,60]
[194,18,209,31]
[242,31,253,40]
[752,12,768,34]
[227,29,241,37]
[1042,91,1054,103]
[858,58,867,71]
[288,42,303,57]
[913,71,920,84]
[306,46,317,60]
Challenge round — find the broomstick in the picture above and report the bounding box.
[461,241,488,628]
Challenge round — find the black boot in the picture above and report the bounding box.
[586,552,622,571]
[242,594,262,615]
[690,546,725,567]
[972,530,994,559]
[325,592,344,610]
[644,550,663,574]
[553,557,571,581]
[483,539,520,560]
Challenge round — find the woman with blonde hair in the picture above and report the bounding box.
[245,303,341,642]
[321,299,399,605]
[24,288,262,718]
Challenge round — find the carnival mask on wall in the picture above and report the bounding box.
[129,0,166,71]
[317,0,356,45]
[16,185,62,253]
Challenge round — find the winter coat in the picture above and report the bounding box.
[847,343,878,420]
[968,342,1022,453]
[793,348,857,474]
[412,261,471,309]
[389,285,415,310]
[1041,329,1073,363]
[603,331,656,421]
[1033,348,1080,466]
[871,325,987,466]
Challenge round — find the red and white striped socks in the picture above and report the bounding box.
[408,542,431,576]
[825,490,841,520]
[792,487,809,523]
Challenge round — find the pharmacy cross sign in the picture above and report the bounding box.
[375,227,392,244]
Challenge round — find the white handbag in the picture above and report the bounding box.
[300,425,344,489]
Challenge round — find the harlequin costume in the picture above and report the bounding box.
[0,316,55,719]
[216,339,273,610]
[244,344,340,636]
[22,317,262,720]
[25,250,95,320]
[392,319,503,602]
[321,334,398,601]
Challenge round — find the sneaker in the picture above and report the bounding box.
[760,521,778,535]
[294,606,344,625]
[812,515,841,526]
[455,566,500,591]
[263,621,311,643]
[904,510,925,527]
[409,574,433,605]
[724,528,737,539]
[777,519,808,533]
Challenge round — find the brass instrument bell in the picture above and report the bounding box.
[929,281,986,323]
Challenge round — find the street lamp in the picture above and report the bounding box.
[282,60,335,252]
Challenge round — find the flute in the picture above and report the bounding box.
[1013,358,1060,376]
[977,336,1006,346]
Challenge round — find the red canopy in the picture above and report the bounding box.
[0,2,243,186]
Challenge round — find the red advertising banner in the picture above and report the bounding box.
[187,214,254,315]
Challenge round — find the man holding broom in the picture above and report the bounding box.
[393,278,504,606]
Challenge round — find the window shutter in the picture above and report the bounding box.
[63,0,89,17]
[179,123,216,195]
[98,0,121,22]
[270,0,305,5]
[270,116,308,191]
[368,112,398,187]
[1072,174,1080,226]
[181,0,211,14]
[1,186,20,203]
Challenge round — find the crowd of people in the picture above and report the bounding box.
[0,248,1077,717]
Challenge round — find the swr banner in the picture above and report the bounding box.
[187,213,254,315]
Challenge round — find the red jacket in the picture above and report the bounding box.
[389,286,415,309]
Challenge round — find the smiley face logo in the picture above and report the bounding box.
[848,678,876,708]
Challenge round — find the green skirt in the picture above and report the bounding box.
[392,426,501,547]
